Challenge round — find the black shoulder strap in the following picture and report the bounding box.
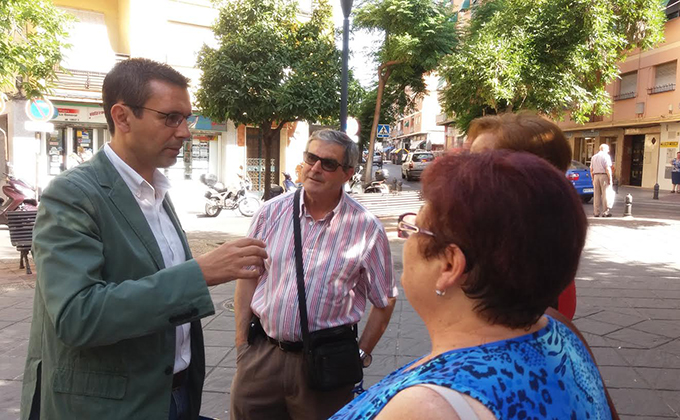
[293,189,311,343]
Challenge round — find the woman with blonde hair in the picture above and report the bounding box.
[466,113,577,319]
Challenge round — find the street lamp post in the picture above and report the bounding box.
[340,0,353,133]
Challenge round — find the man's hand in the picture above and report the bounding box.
[195,238,267,286]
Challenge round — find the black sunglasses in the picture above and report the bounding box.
[124,104,198,128]
[303,151,348,172]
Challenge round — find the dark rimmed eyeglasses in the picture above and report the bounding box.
[397,212,435,239]
[124,104,198,128]
[303,151,348,172]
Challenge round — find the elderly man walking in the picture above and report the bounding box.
[231,129,398,420]
[590,144,613,217]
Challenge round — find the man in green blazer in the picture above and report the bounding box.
[20,58,267,420]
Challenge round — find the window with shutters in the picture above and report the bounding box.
[615,71,637,100]
[667,0,679,20]
[649,61,676,94]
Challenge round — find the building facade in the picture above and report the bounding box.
[557,4,680,190]
[4,0,309,194]
[389,73,446,156]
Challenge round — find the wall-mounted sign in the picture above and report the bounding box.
[25,98,55,122]
[24,121,55,132]
[52,104,107,124]
[661,141,678,148]
[193,115,226,132]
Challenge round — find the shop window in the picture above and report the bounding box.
[68,128,94,168]
[649,61,676,94]
[47,129,66,175]
[615,71,637,100]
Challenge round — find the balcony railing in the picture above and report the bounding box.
[648,83,676,94]
[613,91,636,101]
[54,69,107,92]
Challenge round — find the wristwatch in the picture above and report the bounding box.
[359,349,373,368]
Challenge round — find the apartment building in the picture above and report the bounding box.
[389,73,446,157]
[5,0,311,192]
[558,3,680,190]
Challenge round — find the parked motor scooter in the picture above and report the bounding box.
[201,173,261,217]
[347,166,390,194]
[283,172,297,192]
[0,173,39,225]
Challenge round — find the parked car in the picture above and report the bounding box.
[567,160,594,203]
[373,151,383,168]
[401,151,434,181]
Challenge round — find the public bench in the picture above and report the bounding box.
[7,210,37,274]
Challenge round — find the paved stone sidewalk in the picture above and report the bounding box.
[1,215,680,419]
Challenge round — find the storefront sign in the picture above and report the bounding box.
[194,115,227,132]
[624,127,661,135]
[581,130,599,138]
[53,104,107,124]
[661,141,679,148]
[24,121,54,132]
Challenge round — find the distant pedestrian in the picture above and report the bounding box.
[671,151,680,193]
[590,144,613,217]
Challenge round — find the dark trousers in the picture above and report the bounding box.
[230,336,353,420]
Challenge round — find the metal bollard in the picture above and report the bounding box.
[653,183,659,200]
[397,180,403,192]
[623,193,633,217]
[391,178,397,192]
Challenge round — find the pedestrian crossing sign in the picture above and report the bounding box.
[377,124,390,138]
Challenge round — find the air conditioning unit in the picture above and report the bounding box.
[635,102,645,115]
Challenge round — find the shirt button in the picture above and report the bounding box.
[164,366,173,375]
[309,222,313,226]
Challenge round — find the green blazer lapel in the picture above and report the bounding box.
[163,194,192,259]
[91,151,166,270]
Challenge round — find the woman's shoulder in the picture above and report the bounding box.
[374,385,497,420]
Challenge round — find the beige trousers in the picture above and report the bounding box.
[593,174,610,216]
[230,336,354,420]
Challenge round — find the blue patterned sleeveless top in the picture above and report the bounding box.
[332,316,611,419]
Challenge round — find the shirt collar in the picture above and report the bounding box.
[104,143,171,201]
[299,187,346,222]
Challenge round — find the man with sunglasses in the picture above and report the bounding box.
[231,129,398,419]
[21,58,267,420]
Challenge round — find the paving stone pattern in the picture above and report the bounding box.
[1,213,680,419]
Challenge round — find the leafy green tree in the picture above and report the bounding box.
[197,0,347,199]
[0,0,72,99]
[353,0,457,183]
[439,0,666,131]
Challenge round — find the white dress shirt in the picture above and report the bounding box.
[104,144,191,373]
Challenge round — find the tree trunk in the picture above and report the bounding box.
[363,64,393,185]
[260,120,288,201]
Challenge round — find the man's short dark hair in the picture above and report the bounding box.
[102,58,190,134]
[421,151,588,328]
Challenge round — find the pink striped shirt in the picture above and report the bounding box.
[248,189,397,342]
